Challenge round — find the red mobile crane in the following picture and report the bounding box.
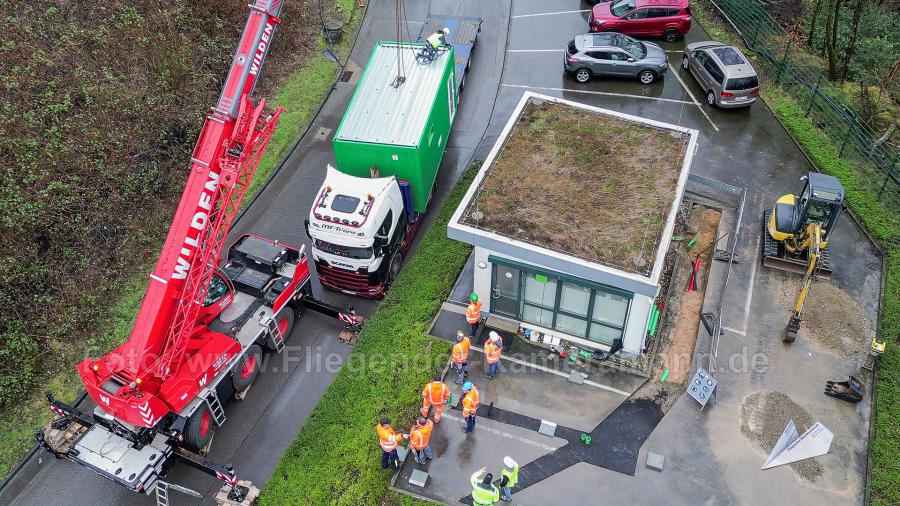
[35,1,360,503]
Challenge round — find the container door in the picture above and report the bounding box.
[491,264,520,318]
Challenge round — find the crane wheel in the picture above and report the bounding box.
[184,404,214,452]
[232,344,262,393]
[265,308,295,351]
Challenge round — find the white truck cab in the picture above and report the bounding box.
[306,166,418,298]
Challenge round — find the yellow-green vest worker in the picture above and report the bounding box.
[470,468,500,506]
[426,27,449,49]
[500,456,519,501]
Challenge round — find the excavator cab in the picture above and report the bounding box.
[764,172,844,275]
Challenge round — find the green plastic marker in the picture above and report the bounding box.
[660,368,670,382]
[687,235,699,249]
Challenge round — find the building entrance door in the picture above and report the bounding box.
[491,264,520,318]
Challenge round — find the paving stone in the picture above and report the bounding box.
[646,451,665,471]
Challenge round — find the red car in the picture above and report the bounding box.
[590,0,692,42]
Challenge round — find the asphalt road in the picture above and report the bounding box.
[0,0,508,504]
[3,0,881,504]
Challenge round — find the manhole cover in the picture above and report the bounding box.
[314,127,332,141]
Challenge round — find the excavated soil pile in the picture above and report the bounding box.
[777,280,870,357]
[740,390,823,482]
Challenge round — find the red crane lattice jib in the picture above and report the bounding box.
[77,0,286,427]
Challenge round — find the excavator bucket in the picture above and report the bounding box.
[824,376,864,404]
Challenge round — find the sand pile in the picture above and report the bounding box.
[740,391,823,481]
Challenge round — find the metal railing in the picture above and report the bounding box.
[708,0,899,209]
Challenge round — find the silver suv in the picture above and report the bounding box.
[565,33,669,84]
[682,41,759,108]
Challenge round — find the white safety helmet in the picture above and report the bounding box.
[504,456,516,469]
[441,27,450,35]
[489,331,501,343]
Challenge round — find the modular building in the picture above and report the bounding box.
[447,93,698,357]
[332,41,457,213]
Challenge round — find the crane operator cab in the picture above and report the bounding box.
[764,172,844,275]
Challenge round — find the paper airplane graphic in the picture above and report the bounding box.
[762,420,833,469]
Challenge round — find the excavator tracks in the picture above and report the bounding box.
[762,210,832,277]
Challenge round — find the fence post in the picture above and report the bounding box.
[775,39,792,84]
[805,72,824,117]
[839,123,852,158]
[750,19,761,49]
[878,154,899,199]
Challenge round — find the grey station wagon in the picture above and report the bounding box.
[682,41,759,108]
[565,32,669,84]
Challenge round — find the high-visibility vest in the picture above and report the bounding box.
[501,463,519,488]
[471,471,500,505]
[422,381,450,404]
[484,341,501,364]
[466,300,482,324]
[409,420,434,450]
[377,424,402,452]
[462,387,480,417]
[426,32,444,49]
[452,337,470,363]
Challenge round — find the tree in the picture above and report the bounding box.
[823,0,845,79]
[807,0,824,49]
[840,0,868,81]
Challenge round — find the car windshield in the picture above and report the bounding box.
[725,75,759,90]
[314,239,373,259]
[620,36,646,58]
[611,0,635,16]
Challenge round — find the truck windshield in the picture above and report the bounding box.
[314,239,373,259]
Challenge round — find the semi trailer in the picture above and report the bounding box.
[34,2,361,504]
[306,15,481,298]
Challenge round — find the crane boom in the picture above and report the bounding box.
[77,0,286,427]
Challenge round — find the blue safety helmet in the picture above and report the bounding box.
[462,381,473,392]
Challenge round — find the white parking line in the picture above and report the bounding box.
[506,49,564,52]
[668,69,720,132]
[501,83,694,106]
[512,9,590,19]
[470,343,632,396]
[722,234,761,336]
[441,413,564,451]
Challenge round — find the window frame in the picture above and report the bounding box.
[489,255,632,345]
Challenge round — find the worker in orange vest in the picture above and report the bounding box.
[409,415,434,464]
[466,293,482,340]
[451,330,471,384]
[461,381,480,433]
[421,373,450,423]
[484,332,502,379]
[376,418,407,470]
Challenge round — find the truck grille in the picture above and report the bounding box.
[316,262,386,298]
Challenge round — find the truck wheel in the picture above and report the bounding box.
[184,404,214,452]
[388,252,404,283]
[266,308,295,351]
[232,344,262,393]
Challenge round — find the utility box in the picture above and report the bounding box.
[333,41,457,213]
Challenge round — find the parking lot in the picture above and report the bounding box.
[0,1,882,505]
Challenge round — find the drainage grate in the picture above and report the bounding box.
[339,70,353,82]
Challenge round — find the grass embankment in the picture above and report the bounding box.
[260,167,478,505]
[0,0,364,482]
[693,3,900,504]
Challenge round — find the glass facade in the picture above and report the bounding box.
[490,258,631,345]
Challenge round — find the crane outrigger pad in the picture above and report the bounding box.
[762,210,832,277]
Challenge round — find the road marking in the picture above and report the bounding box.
[506,49,564,52]
[723,233,761,336]
[470,344,632,396]
[665,50,684,54]
[512,9,590,19]
[501,84,694,106]
[441,413,563,451]
[668,68,720,132]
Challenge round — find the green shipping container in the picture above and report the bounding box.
[333,41,457,213]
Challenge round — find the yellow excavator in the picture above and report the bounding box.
[764,173,844,342]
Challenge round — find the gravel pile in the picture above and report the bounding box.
[740,390,823,482]
[776,279,870,357]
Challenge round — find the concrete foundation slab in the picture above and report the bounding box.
[392,415,565,505]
